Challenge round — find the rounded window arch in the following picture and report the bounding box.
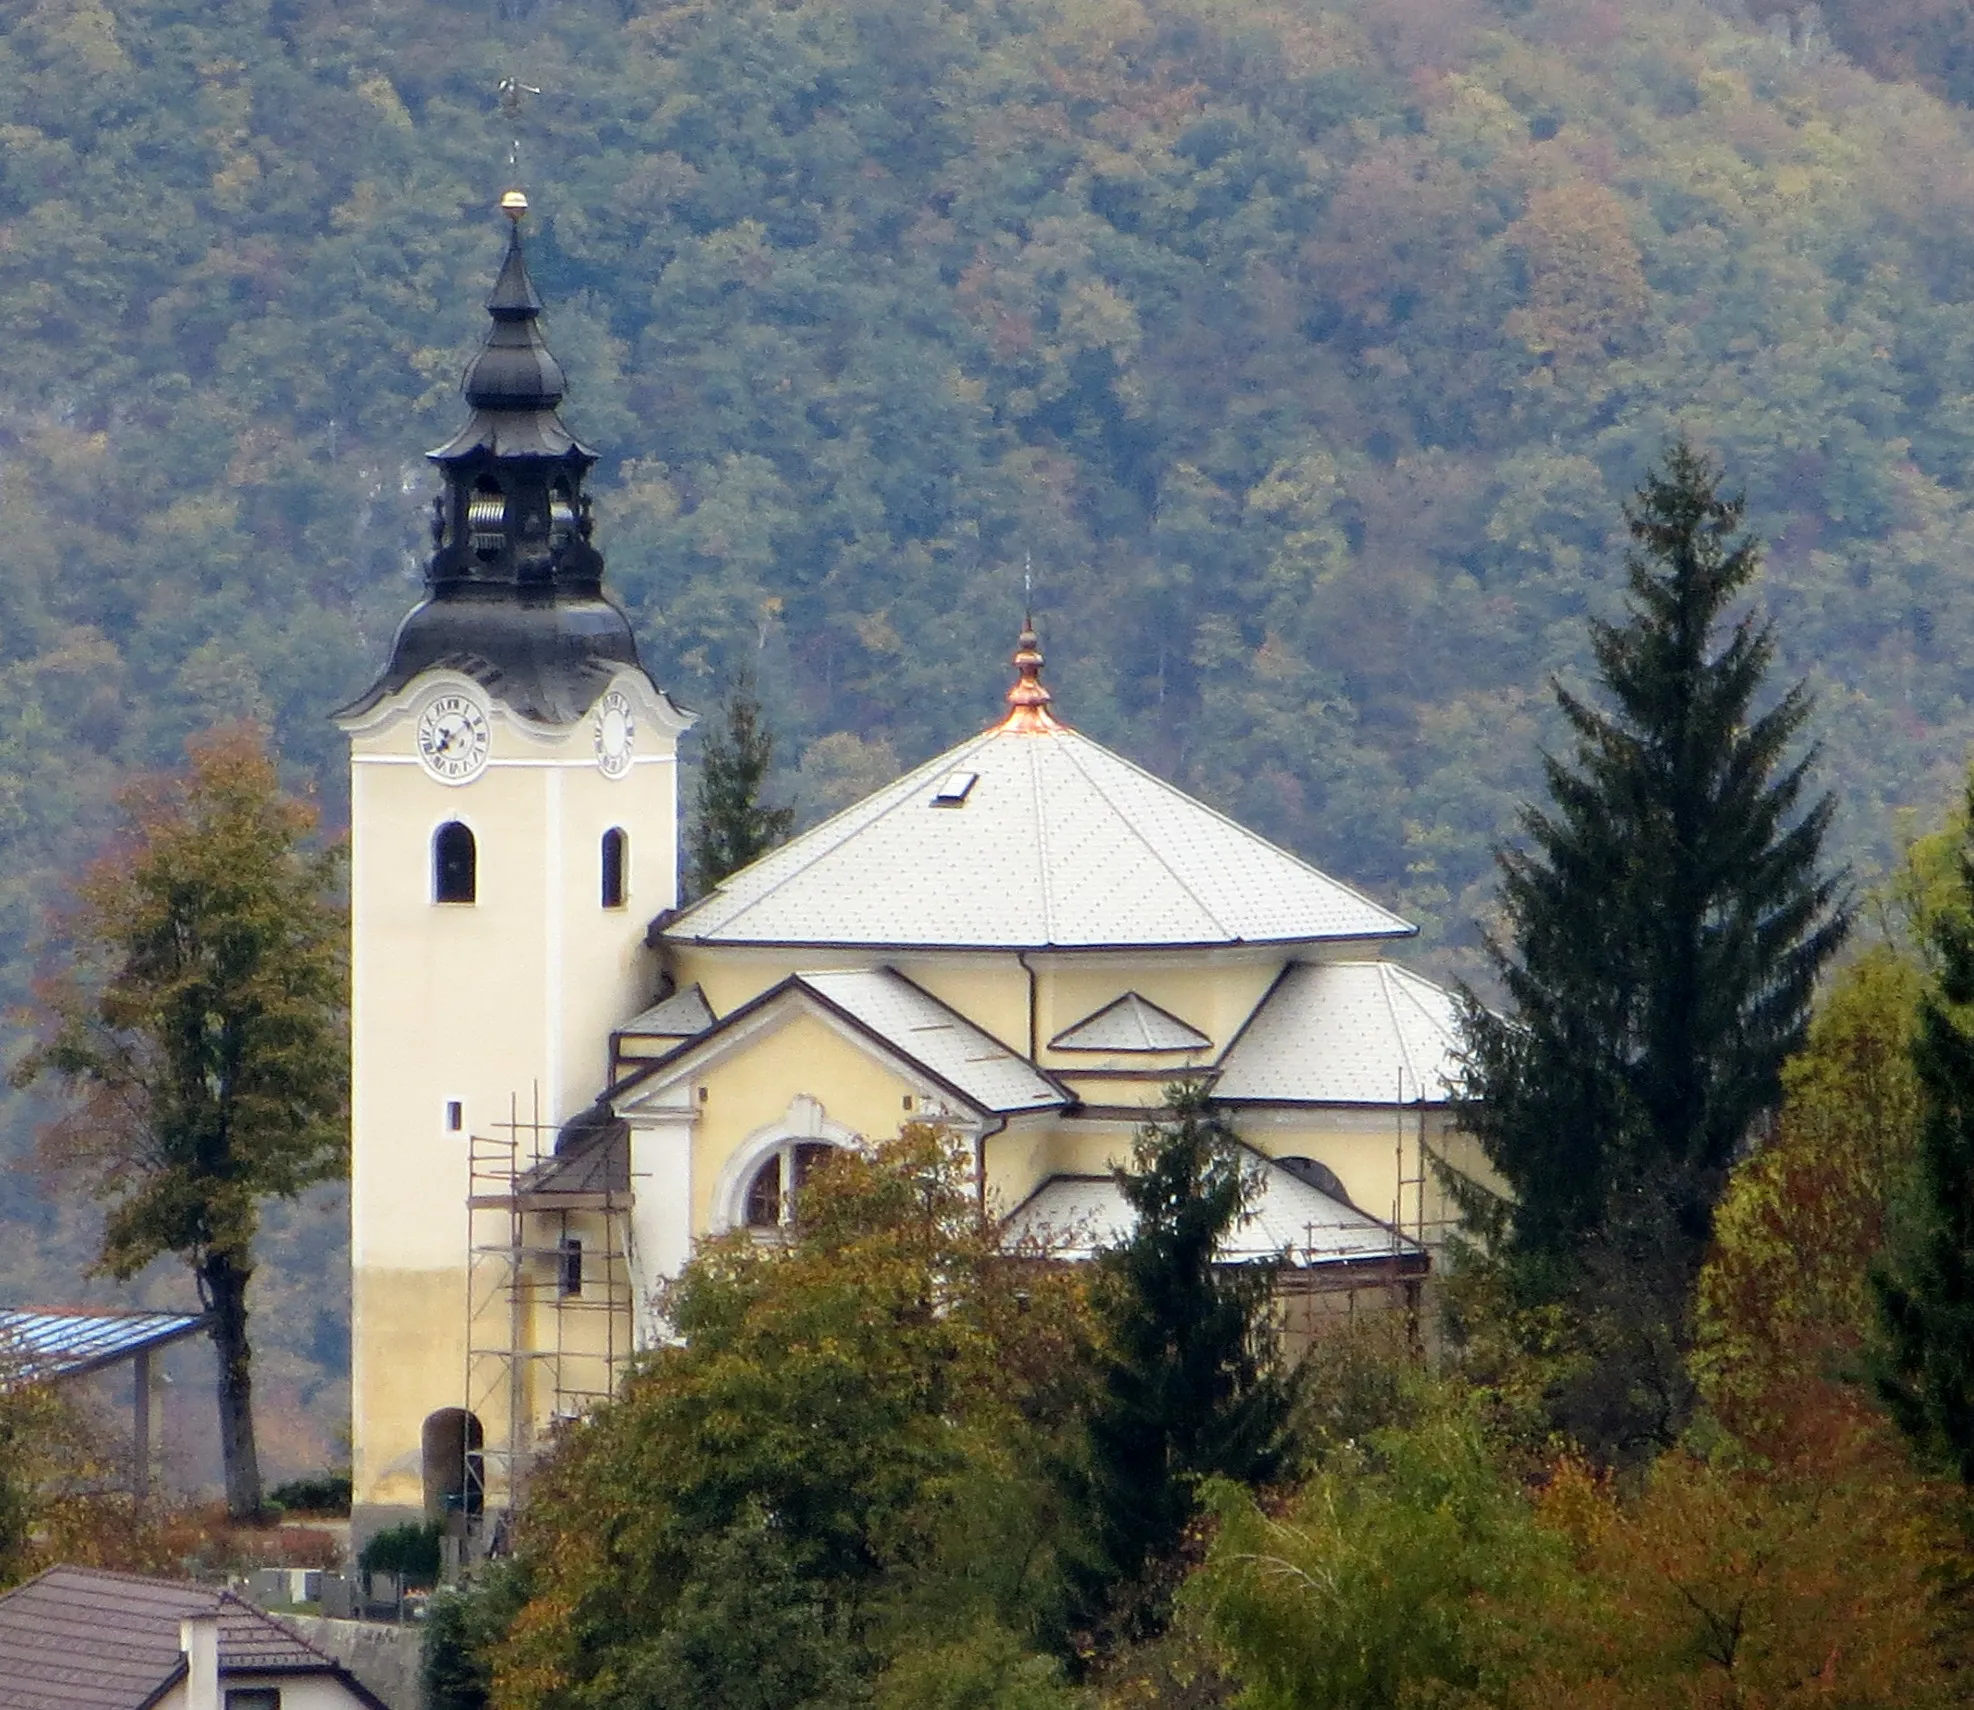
[715,1095,860,1235]
[421,1407,484,1518]
[742,1140,840,1232]
[434,821,477,904]
[601,827,628,909]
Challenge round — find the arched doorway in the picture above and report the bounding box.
[421,1407,485,1519]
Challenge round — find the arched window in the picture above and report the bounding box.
[434,822,476,904]
[743,1141,838,1232]
[600,828,628,908]
[421,1407,484,1518]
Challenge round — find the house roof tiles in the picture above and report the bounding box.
[0,1566,372,1710]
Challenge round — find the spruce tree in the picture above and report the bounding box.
[1874,785,1974,1481]
[1067,1083,1291,1636]
[1459,441,1848,1276]
[687,674,795,898]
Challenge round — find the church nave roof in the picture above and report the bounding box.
[662,624,1413,954]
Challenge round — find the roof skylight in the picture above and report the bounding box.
[930,770,978,807]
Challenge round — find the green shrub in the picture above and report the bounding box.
[267,1472,352,1516]
[358,1520,443,1586]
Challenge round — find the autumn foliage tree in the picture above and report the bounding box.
[12,726,348,1519]
[490,1127,1092,1710]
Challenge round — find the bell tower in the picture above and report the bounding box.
[335,193,689,1540]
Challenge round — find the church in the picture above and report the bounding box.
[337,196,1486,1544]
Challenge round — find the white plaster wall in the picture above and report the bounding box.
[156,1673,375,1710]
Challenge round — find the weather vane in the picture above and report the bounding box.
[497,75,541,182]
[1024,549,1034,619]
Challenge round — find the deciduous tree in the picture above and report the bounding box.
[12,726,348,1520]
[492,1127,1094,1710]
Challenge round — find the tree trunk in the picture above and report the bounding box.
[203,1249,263,1521]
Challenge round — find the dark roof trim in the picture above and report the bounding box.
[136,1660,186,1710]
[1049,990,1212,1053]
[655,927,1415,955]
[609,972,1069,1117]
[1208,959,1298,1072]
[1214,1095,1452,1111]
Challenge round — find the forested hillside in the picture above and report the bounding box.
[6,0,1974,1471]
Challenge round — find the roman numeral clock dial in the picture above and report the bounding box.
[594,689,635,778]
[416,694,491,783]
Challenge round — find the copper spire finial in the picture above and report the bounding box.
[999,615,1062,733]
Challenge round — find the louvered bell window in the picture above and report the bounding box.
[468,482,507,560]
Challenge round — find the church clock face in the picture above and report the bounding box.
[416,694,491,784]
[594,690,635,779]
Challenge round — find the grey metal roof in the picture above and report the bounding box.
[1050,991,1211,1052]
[619,983,716,1038]
[662,724,1413,952]
[0,1309,206,1385]
[0,1566,374,1710]
[796,970,1065,1115]
[1002,1153,1419,1266]
[1214,961,1464,1105]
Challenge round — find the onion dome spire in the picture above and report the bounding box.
[337,191,647,726]
[463,191,566,413]
[998,616,1063,733]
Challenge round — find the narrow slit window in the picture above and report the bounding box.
[601,827,628,908]
[434,822,477,904]
[445,1100,463,1133]
[558,1236,583,1298]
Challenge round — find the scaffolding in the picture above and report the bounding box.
[1393,1067,1431,1257]
[464,1090,635,1532]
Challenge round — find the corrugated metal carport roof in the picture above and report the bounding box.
[0,1308,206,1383]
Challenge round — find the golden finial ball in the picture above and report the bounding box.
[500,189,529,222]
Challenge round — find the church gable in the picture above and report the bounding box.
[611,968,1066,1125]
[1049,991,1211,1054]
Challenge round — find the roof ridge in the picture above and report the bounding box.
[672,728,1000,936]
[1371,962,1424,1099]
[34,1564,223,1594]
[1027,736,1058,945]
[1050,731,1235,940]
[1058,729,1413,936]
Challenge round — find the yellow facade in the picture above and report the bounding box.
[343,674,1480,1548]
[340,667,687,1532]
